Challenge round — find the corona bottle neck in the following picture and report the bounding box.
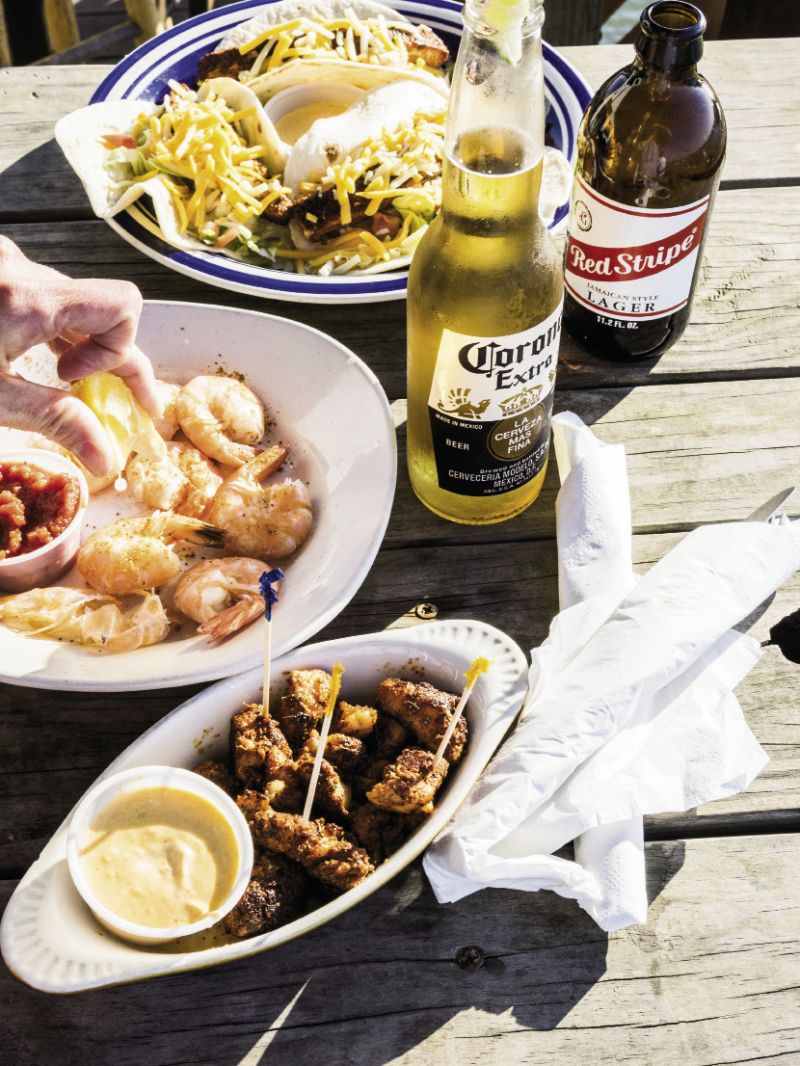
[442,0,546,227]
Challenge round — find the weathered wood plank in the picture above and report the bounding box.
[387,373,800,547]
[1,530,797,874]
[3,178,800,390]
[544,0,603,46]
[3,834,799,1065]
[0,38,797,223]
[0,66,100,221]
[562,38,800,185]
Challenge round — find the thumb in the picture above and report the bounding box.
[0,374,113,477]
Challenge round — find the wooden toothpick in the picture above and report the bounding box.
[433,657,492,768]
[258,568,284,713]
[302,663,345,822]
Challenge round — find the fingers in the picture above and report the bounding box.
[53,277,143,358]
[0,248,145,368]
[111,343,162,417]
[47,328,88,359]
[0,374,113,476]
[50,281,160,416]
[0,238,159,419]
[56,339,161,417]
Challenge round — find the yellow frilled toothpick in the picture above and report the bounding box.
[433,656,492,768]
[301,662,345,822]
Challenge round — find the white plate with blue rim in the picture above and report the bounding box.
[0,619,528,993]
[85,0,591,304]
[0,300,396,691]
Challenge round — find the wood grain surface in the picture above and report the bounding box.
[4,835,799,1066]
[4,178,800,391]
[1,38,798,222]
[2,530,797,878]
[1,29,799,1066]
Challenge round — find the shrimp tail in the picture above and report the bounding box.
[165,515,226,549]
[198,595,263,642]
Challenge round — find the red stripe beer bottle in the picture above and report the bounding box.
[562,1,726,362]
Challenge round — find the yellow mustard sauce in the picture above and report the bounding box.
[275,100,351,145]
[79,786,239,929]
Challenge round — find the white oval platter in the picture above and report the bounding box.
[0,300,396,691]
[1,618,528,993]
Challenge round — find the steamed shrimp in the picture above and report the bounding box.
[77,512,224,596]
[153,380,182,441]
[0,587,170,652]
[204,447,312,559]
[126,441,223,518]
[176,375,265,466]
[174,556,276,642]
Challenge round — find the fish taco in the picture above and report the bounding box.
[56,0,452,276]
[199,0,450,99]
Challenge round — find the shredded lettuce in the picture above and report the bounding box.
[394,190,438,222]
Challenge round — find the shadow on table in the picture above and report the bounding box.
[6,847,688,1065]
[4,866,609,1066]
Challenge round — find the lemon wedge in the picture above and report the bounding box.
[483,0,527,64]
[71,372,166,477]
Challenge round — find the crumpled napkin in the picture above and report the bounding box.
[423,412,800,931]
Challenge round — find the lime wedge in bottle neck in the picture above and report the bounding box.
[482,0,529,64]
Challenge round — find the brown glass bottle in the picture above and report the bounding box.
[562,1,726,362]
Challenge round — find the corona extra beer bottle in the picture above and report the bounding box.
[562,1,726,361]
[406,0,563,524]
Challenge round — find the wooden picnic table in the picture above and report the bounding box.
[1,35,799,1066]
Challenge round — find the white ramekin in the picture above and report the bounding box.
[264,82,364,143]
[66,765,254,946]
[0,448,89,594]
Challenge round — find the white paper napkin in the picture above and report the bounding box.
[423,413,800,930]
[552,411,645,928]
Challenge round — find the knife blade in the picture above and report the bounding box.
[745,487,795,523]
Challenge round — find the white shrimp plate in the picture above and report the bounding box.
[1,619,529,993]
[0,300,396,690]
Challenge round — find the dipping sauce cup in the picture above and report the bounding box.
[67,765,254,945]
[0,448,89,594]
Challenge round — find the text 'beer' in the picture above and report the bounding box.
[406,0,563,525]
[563,1,726,362]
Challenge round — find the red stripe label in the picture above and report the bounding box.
[565,215,707,283]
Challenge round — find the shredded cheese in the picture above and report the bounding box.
[233,13,446,75]
[114,85,290,248]
[107,37,448,276]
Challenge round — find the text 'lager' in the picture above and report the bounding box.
[563,1,726,362]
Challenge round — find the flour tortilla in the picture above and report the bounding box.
[213,0,449,103]
[284,79,446,191]
[214,0,411,53]
[55,84,284,258]
[249,57,449,103]
[55,101,162,220]
[56,99,205,252]
[196,77,288,174]
[539,147,573,227]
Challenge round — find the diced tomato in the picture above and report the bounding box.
[371,211,401,240]
[102,133,137,149]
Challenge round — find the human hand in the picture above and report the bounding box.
[0,236,159,476]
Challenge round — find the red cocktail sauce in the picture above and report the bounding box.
[0,461,81,560]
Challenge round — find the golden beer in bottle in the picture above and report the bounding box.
[406,0,563,524]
